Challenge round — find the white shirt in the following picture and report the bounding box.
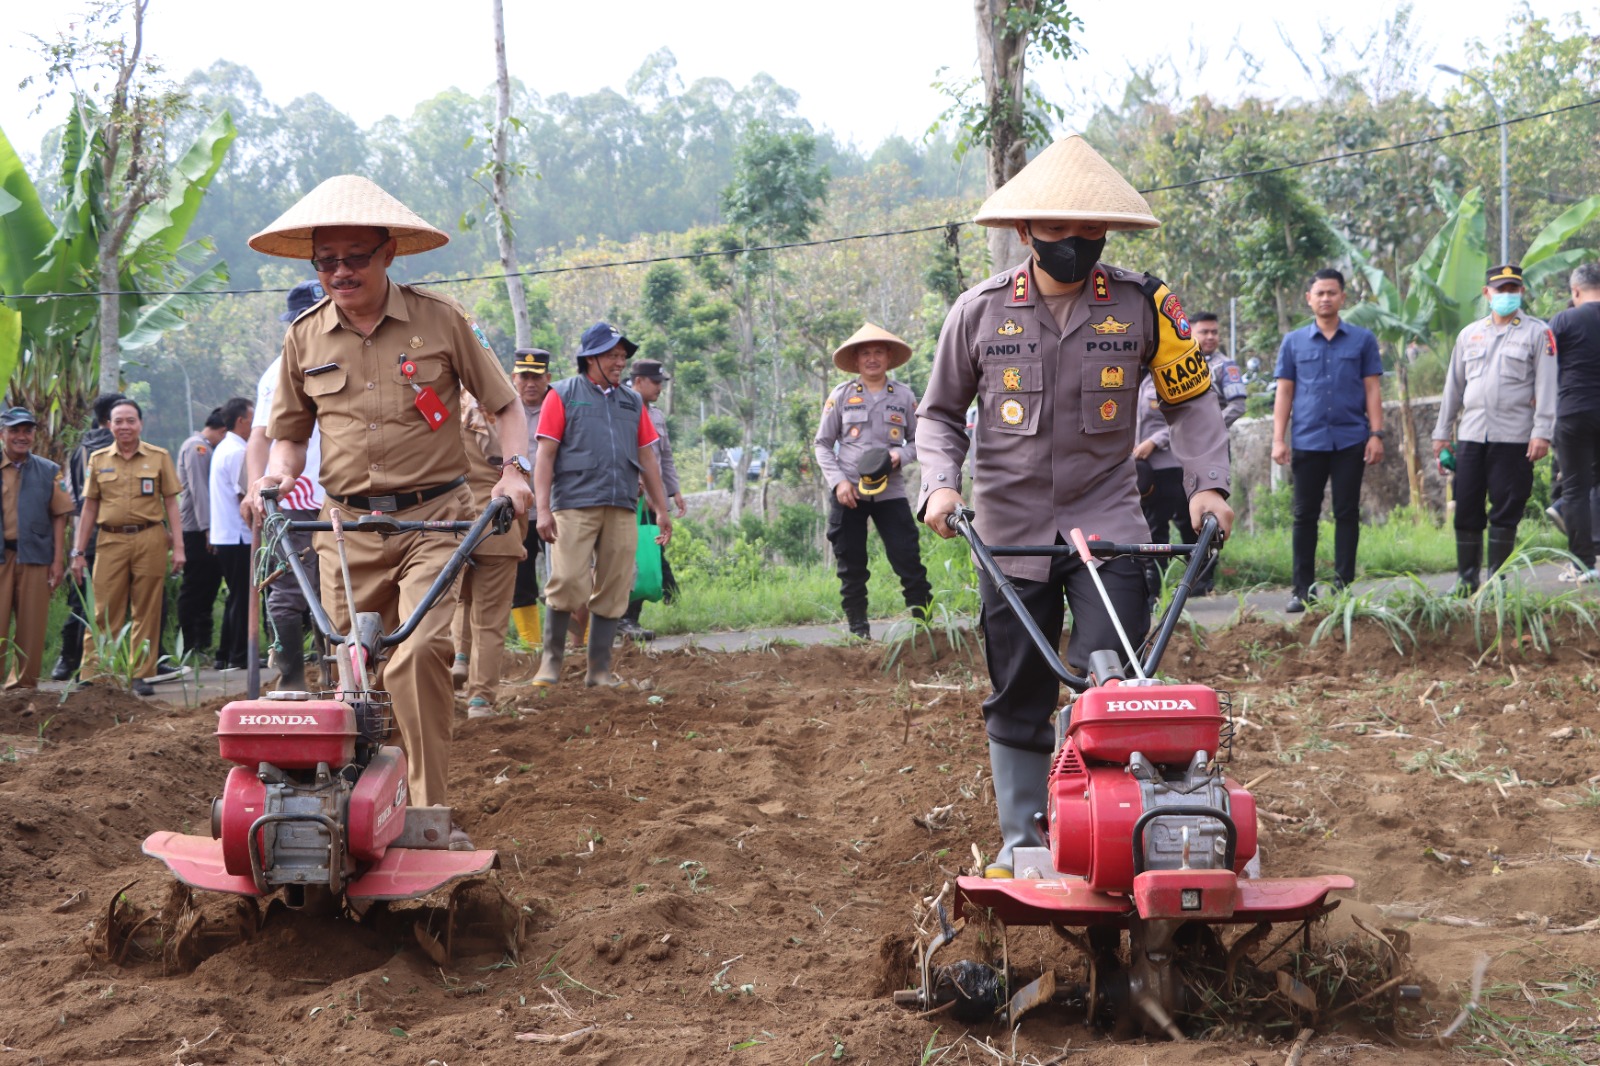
[208,431,250,546]
[256,355,324,509]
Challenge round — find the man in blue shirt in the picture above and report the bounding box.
[1272,269,1386,612]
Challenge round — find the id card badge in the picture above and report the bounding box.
[140,477,156,496]
[400,357,450,431]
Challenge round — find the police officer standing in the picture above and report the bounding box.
[247,175,533,839]
[505,349,550,653]
[70,399,185,697]
[1191,312,1248,427]
[1432,264,1555,590]
[175,407,227,660]
[917,136,1234,879]
[813,323,932,638]
[621,358,686,641]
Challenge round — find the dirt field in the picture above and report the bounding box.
[1,617,1597,1065]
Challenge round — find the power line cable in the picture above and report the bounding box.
[6,94,1597,303]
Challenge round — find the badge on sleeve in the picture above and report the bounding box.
[471,323,493,351]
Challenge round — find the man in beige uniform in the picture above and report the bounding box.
[0,407,75,688]
[71,399,186,697]
[247,176,533,834]
[451,385,529,717]
[917,136,1234,878]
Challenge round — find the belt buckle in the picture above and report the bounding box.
[367,494,399,513]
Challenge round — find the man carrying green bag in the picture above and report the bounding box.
[632,500,664,606]
[533,323,673,688]
[622,359,686,640]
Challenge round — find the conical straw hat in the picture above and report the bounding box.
[975,136,1159,231]
[249,175,449,259]
[833,322,912,373]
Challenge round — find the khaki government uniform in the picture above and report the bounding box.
[451,389,529,704]
[268,282,517,808]
[0,457,74,687]
[81,441,181,680]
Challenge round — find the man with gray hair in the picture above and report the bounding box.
[1550,262,1600,581]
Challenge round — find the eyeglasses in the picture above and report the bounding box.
[310,244,387,273]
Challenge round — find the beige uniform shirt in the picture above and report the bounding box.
[813,378,919,501]
[917,261,1230,581]
[268,283,518,499]
[83,441,181,527]
[1,456,75,542]
[1433,313,1557,444]
[459,388,528,559]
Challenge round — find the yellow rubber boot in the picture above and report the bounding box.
[511,604,542,649]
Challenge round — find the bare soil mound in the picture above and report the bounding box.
[0,623,1596,1064]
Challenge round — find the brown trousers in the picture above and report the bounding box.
[451,553,518,703]
[546,506,638,618]
[0,560,52,688]
[317,485,471,809]
[82,525,169,680]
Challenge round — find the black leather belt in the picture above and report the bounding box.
[99,523,151,534]
[329,475,467,513]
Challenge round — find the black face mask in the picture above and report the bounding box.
[1029,232,1106,285]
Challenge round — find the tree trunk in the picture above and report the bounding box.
[975,0,1031,273]
[1396,359,1424,511]
[491,0,530,347]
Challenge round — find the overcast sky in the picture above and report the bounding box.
[1,0,1591,163]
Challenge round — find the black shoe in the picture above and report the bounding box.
[213,658,230,671]
[1285,592,1307,614]
[132,678,156,697]
[617,618,655,641]
[51,658,73,682]
[849,624,872,640]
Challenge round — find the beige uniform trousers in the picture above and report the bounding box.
[546,506,637,619]
[451,554,518,702]
[317,484,472,809]
[0,560,52,688]
[82,526,168,680]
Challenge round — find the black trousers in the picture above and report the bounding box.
[1290,443,1366,594]
[511,523,543,609]
[265,509,321,623]
[1556,410,1600,567]
[979,550,1150,753]
[177,529,222,654]
[826,496,931,621]
[214,543,251,668]
[1139,465,1188,544]
[56,548,95,670]
[1452,441,1534,535]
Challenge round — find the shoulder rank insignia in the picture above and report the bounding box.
[1159,293,1192,339]
[999,398,1025,426]
[1099,399,1118,422]
[1100,366,1125,389]
[1002,367,1023,391]
[1010,269,1030,304]
[997,318,1023,336]
[1090,315,1131,335]
[1091,268,1111,303]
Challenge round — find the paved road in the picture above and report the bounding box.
[34,561,1584,702]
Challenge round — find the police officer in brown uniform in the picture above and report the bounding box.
[813,323,932,638]
[507,348,551,651]
[451,386,529,717]
[247,176,534,833]
[917,136,1235,878]
[70,399,186,697]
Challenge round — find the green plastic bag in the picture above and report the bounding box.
[631,501,664,603]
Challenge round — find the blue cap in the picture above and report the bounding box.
[280,280,326,321]
[576,322,638,366]
[0,406,39,428]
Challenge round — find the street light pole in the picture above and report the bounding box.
[1437,63,1510,263]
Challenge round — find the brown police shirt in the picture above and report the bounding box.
[917,260,1231,582]
[268,282,518,499]
[84,441,182,528]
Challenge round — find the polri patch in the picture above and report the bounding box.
[997,318,1023,336]
[1090,315,1131,335]
[1000,399,1025,426]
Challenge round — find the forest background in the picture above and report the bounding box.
[3,2,1599,619]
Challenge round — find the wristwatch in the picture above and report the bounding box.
[502,454,533,474]
[69,549,85,558]
[1369,429,1386,440]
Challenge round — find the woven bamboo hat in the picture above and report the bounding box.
[975,136,1159,231]
[833,322,912,373]
[249,175,449,259]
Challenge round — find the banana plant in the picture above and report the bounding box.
[0,108,235,442]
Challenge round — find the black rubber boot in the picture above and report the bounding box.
[846,609,871,639]
[1455,532,1483,595]
[274,616,307,692]
[1486,528,1517,579]
[534,609,570,686]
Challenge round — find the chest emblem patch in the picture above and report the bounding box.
[410,335,424,349]
[997,318,1023,336]
[849,425,861,438]
[1000,399,1026,426]
[1099,399,1119,422]
[1002,367,1023,392]
[1100,366,1125,389]
[889,426,902,441]
[1090,315,1131,335]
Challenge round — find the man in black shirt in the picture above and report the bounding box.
[1550,262,1600,580]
